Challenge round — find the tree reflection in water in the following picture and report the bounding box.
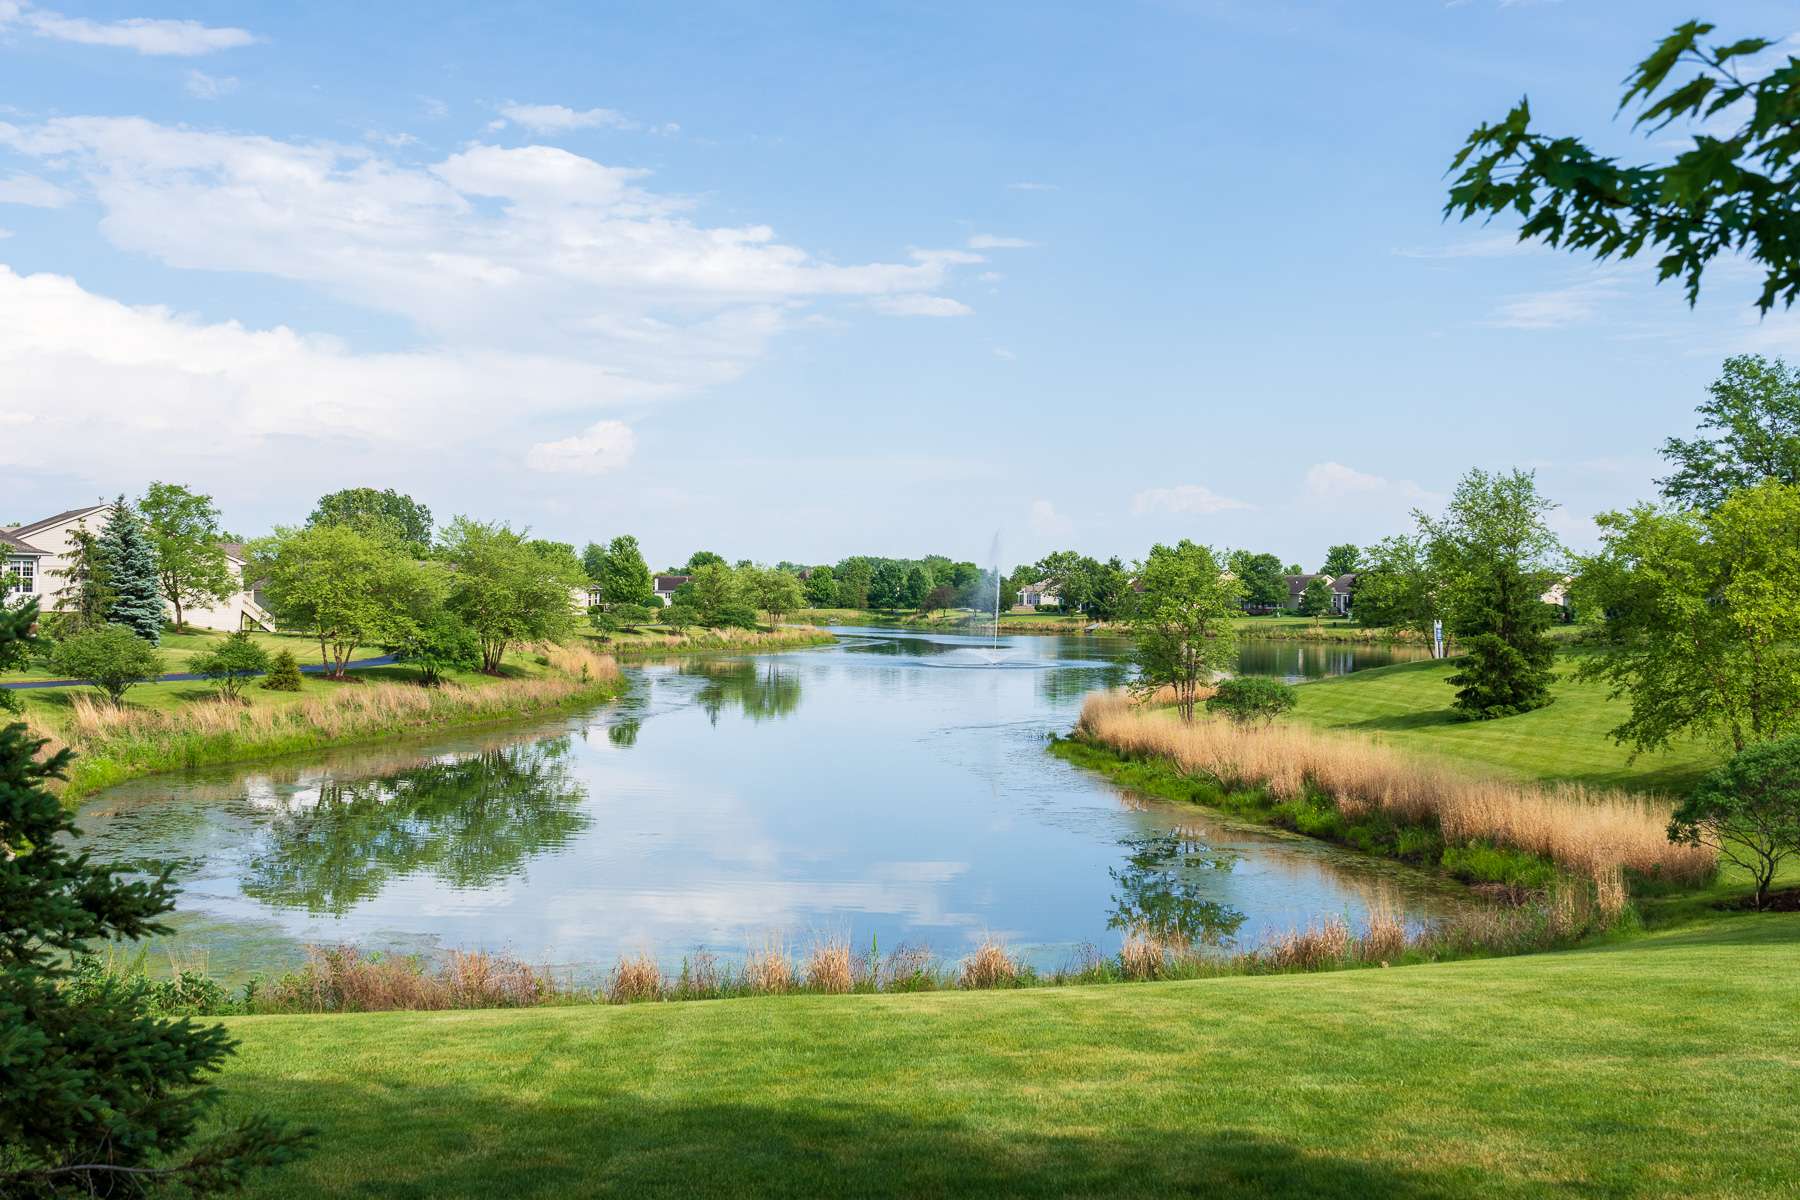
[687,661,802,726]
[241,737,589,915]
[1107,832,1247,947]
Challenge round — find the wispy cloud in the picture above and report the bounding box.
[1485,274,1629,329]
[183,69,238,100]
[1,3,257,55]
[968,233,1037,249]
[1131,484,1252,516]
[0,172,72,207]
[488,102,676,136]
[526,419,636,474]
[1393,232,1542,259]
[1303,462,1439,507]
[1030,498,1073,537]
[1007,181,1056,191]
[872,294,972,317]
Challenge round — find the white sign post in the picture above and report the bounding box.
[1432,619,1444,660]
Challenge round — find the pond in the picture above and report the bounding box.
[74,628,1458,980]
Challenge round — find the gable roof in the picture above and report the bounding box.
[8,504,109,540]
[654,573,692,590]
[0,530,45,556]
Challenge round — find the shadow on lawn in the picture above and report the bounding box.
[225,1082,1462,1200]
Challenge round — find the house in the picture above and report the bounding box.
[3,504,273,631]
[1016,579,1060,610]
[652,574,692,606]
[1283,572,1354,616]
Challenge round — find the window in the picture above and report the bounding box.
[5,558,34,594]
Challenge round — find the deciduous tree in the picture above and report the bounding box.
[190,631,270,702]
[48,623,165,705]
[309,487,433,552]
[1658,355,1800,511]
[439,518,583,673]
[1322,543,1360,576]
[140,481,236,631]
[1669,738,1800,910]
[599,535,656,608]
[253,524,437,677]
[1129,541,1242,721]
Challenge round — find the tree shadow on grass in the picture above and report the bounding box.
[225,1080,1465,1200]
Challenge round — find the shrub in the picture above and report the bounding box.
[261,649,304,692]
[391,612,480,686]
[1670,738,1800,910]
[190,631,270,701]
[47,622,165,704]
[801,937,853,994]
[1207,676,1298,726]
[608,603,657,627]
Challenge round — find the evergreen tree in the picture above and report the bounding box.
[599,535,656,608]
[261,649,304,692]
[98,497,164,644]
[0,598,309,1194]
[46,520,111,632]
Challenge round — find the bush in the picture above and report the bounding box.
[392,612,480,686]
[608,603,657,627]
[1670,738,1800,910]
[190,631,271,701]
[1207,676,1298,725]
[47,623,164,704]
[261,649,304,691]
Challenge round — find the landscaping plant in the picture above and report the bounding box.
[1208,676,1298,726]
[190,630,271,701]
[261,648,304,692]
[47,623,164,705]
[1669,737,1800,910]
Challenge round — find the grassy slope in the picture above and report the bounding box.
[2,628,383,685]
[222,915,1800,1199]
[1288,653,1720,794]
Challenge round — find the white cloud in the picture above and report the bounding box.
[494,103,638,134]
[0,172,71,207]
[526,419,636,474]
[2,4,256,55]
[0,264,655,493]
[183,69,238,99]
[1303,462,1438,507]
[1029,498,1073,538]
[871,294,972,317]
[1131,484,1252,516]
[992,346,1015,360]
[1393,233,1542,259]
[1007,181,1056,191]
[968,233,1036,249]
[1485,273,1629,329]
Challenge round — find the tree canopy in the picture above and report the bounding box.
[1448,22,1800,314]
[308,487,433,551]
[253,523,439,677]
[440,518,584,672]
[1658,354,1800,510]
[1129,540,1241,721]
[140,481,235,631]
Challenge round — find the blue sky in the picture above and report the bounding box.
[1,1,1796,572]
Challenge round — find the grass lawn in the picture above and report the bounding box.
[1,627,384,684]
[219,914,1800,1199]
[1288,653,1721,795]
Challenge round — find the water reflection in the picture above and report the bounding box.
[241,738,589,915]
[1107,832,1247,946]
[684,660,803,725]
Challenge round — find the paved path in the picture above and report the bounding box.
[0,654,399,690]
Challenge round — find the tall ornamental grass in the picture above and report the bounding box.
[1076,691,1715,890]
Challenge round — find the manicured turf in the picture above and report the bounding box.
[1288,653,1721,794]
[219,915,1800,1199]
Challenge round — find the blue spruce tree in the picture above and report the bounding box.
[99,496,164,645]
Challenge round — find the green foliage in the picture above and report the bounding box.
[921,584,957,615]
[1322,543,1360,576]
[1423,469,1561,720]
[683,550,726,572]
[1574,479,1800,754]
[254,523,440,677]
[189,630,271,701]
[684,563,757,629]
[1298,576,1333,618]
[1448,22,1800,314]
[48,624,165,704]
[1207,676,1298,726]
[1226,550,1286,609]
[1350,534,1437,636]
[580,541,607,583]
[139,481,236,630]
[309,486,433,552]
[440,518,584,673]
[900,565,929,611]
[804,566,838,608]
[1130,540,1241,720]
[1658,355,1800,510]
[745,566,805,626]
[1439,843,1558,891]
[391,612,480,686]
[604,603,657,627]
[1671,738,1800,909]
[45,520,111,633]
[98,497,163,644]
[597,535,656,609]
[261,649,304,692]
[0,600,308,1195]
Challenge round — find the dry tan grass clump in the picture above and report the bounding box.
[1258,918,1353,971]
[959,938,1021,989]
[1076,692,1715,887]
[1133,682,1218,710]
[258,945,546,1013]
[529,640,620,683]
[742,937,795,995]
[606,952,665,1004]
[1357,904,1409,965]
[801,936,854,994]
[1118,931,1179,981]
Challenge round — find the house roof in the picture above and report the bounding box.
[219,541,247,562]
[654,573,692,590]
[1331,573,1356,590]
[7,504,109,540]
[0,531,45,556]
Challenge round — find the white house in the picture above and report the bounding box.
[3,505,272,631]
[1016,579,1060,610]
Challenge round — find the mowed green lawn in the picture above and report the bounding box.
[219,915,1800,1200]
[1289,653,1721,794]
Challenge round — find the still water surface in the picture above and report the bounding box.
[76,629,1452,979]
